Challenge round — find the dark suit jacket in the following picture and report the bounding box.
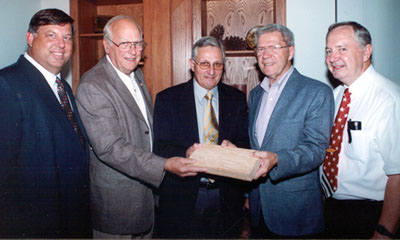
[76,57,166,235]
[0,56,90,238]
[248,69,334,236]
[153,79,249,238]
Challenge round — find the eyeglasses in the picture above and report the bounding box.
[109,39,146,51]
[255,45,290,55]
[192,60,224,71]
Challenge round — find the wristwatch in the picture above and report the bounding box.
[376,224,394,238]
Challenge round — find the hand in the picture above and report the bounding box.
[221,139,237,148]
[186,143,202,158]
[371,231,392,239]
[164,157,206,177]
[252,150,278,180]
[243,197,250,211]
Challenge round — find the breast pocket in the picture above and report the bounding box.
[345,129,374,163]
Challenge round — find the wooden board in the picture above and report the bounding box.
[189,144,260,181]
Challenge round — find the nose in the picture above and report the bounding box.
[207,65,216,75]
[127,45,137,55]
[327,50,339,63]
[56,37,65,48]
[262,49,273,58]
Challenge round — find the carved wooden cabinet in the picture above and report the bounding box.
[69,0,286,99]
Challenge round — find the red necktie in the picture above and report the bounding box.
[322,88,351,196]
[56,77,85,146]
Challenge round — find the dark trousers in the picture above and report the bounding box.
[189,187,221,239]
[323,198,383,239]
[251,210,322,239]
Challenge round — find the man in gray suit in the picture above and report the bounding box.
[76,15,205,238]
[247,24,335,238]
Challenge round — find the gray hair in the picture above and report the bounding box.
[327,21,372,48]
[103,15,143,43]
[254,24,295,47]
[191,36,226,62]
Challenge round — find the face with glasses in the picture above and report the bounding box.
[190,46,224,90]
[256,31,294,83]
[103,18,143,75]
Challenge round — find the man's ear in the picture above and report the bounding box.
[189,58,195,72]
[288,45,295,61]
[26,32,34,48]
[103,39,111,54]
[363,44,372,62]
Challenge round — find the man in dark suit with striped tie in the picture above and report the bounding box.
[0,8,90,238]
[153,36,249,239]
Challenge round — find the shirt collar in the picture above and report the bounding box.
[106,55,135,82]
[24,52,60,84]
[260,66,294,93]
[193,78,218,103]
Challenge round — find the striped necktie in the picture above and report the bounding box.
[56,77,85,147]
[203,91,218,144]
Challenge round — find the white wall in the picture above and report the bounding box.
[287,0,400,86]
[0,0,40,68]
[287,0,335,86]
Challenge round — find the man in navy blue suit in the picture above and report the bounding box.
[248,24,334,238]
[153,36,249,238]
[0,9,90,238]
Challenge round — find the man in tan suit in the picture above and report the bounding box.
[76,15,205,238]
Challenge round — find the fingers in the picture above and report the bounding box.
[165,157,206,178]
[221,139,237,148]
[186,143,202,158]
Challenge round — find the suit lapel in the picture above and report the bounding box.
[101,58,147,124]
[133,68,154,128]
[249,86,264,150]
[19,57,86,149]
[261,69,301,147]
[184,80,200,142]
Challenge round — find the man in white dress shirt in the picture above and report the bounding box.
[322,21,400,239]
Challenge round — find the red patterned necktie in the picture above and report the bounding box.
[321,88,351,197]
[56,77,85,146]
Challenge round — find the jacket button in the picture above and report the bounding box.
[145,131,149,135]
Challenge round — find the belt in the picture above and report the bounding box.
[199,179,219,190]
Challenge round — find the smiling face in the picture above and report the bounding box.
[190,46,223,90]
[104,18,142,75]
[256,31,294,84]
[325,25,372,86]
[26,23,73,74]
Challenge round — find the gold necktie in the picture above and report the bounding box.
[203,91,218,144]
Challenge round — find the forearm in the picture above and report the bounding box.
[375,174,400,237]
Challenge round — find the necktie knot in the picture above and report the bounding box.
[205,91,213,101]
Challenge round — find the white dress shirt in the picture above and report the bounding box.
[332,66,400,201]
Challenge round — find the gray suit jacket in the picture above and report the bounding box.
[76,57,166,235]
[248,69,334,236]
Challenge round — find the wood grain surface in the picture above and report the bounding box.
[189,144,260,181]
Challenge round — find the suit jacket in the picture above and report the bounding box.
[153,79,249,238]
[0,56,90,238]
[76,57,166,235]
[248,69,334,236]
